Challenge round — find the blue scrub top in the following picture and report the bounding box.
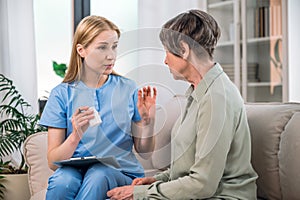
[39,74,144,178]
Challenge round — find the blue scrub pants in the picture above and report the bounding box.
[46,163,133,200]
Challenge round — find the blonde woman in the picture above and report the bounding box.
[40,15,156,200]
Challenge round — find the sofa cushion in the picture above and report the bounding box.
[279,111,300,199]
[23,131,53,197]
[151,95,186,170]
[246,103,300,200]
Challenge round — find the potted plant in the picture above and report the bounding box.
[0,74,46,199]
[0,173,5,199]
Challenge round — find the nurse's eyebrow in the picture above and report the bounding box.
[96,41,118,45]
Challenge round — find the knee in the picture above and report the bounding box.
[86,164,132,187]
[88,164,112,176]
[49,174,81,189]
[47,167,82,195]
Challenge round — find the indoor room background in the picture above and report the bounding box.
[0,0,299,115]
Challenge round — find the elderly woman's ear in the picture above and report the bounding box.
[180,41,190,60]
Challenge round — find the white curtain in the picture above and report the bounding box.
[0,0,38,114]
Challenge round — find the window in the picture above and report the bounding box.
[34,0,72,98]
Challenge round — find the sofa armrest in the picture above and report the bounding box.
[246,103,300,199]
[23,131,53,198]
[278,111,300,199]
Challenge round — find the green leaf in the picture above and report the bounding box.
[52,61,67,78]
[0,74,47,172]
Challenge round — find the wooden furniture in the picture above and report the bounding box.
[204,0,287,102]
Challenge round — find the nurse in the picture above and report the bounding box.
[39,15,156,200]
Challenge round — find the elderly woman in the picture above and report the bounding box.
[108,9,258,200]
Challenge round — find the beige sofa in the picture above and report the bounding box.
[23,95,300,200]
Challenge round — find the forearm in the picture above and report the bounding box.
[132,118,155,159]
[134,173,215,200]
[153,168,170,182]
[47,130,81,170]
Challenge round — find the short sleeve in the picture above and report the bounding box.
[39,85,67,128]
[132,88,141,122]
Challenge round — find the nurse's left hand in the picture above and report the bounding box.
[137,86,157,125]
[107,185,133,200]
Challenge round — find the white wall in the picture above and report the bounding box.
[288,0,300,102]
[135,0,201,104]
[91,0,200,105]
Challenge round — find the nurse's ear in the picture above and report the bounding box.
[76,44,86,58]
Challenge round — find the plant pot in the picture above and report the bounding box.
[38,98,48,117]
[2,174,30,200]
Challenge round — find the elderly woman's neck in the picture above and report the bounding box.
[188,59,215,88]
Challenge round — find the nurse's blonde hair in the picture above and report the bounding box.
[63,15,121,83]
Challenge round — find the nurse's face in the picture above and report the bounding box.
[78,30,119,75]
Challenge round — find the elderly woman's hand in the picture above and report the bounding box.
[107,185,134,200]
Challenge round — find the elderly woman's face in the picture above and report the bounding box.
[164,50,187,81]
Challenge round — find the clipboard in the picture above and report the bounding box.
[53,156,121,168]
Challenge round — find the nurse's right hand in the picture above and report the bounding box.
[71,106,94,138]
